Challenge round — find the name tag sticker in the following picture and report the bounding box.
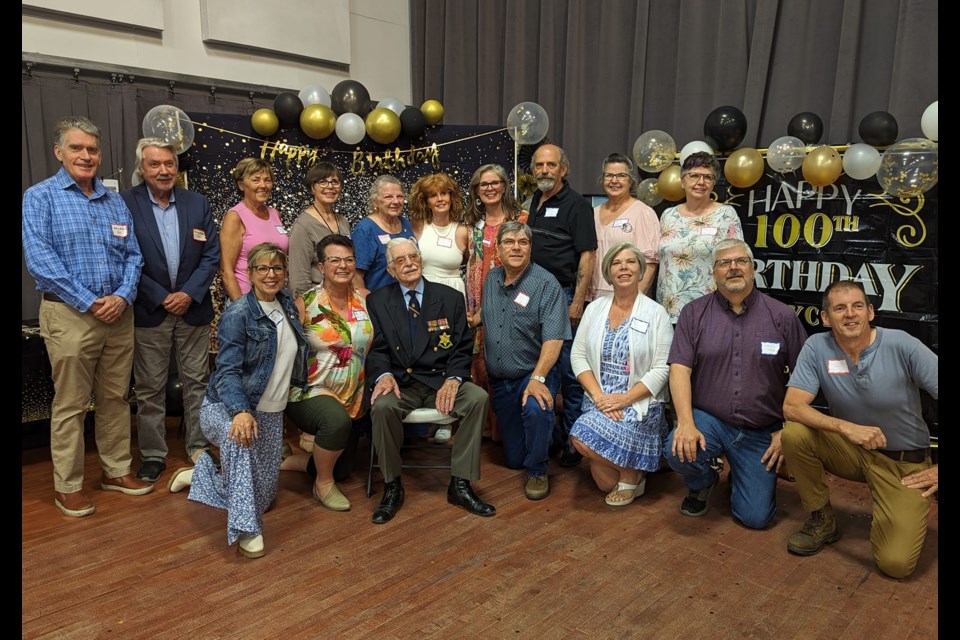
[352,310,368,321]
[544,207,560,218]
[827,359,850,375]
[477,220,485,229]
[514,292,530,307]
[378,234,391,245]
[482,238,492,246]
[437,237,453,248]
[111,224,128,238]
[275,225,288,235]
[760,341,781,355]
[612,218,628,228]
[192,228,207,242]
[701,226,718,236]
[630,317,649,333]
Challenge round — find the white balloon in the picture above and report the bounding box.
[299,85,331,107]
[921,101,938,142]
[842,143,882,180]
[335,112,366,145]
[679,140,714,165]
[377,97,406,117]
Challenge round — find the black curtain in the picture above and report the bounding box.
[410,0,938,193]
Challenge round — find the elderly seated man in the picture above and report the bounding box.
[365,237,495,524]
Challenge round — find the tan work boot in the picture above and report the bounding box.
[525,474,549,500]
[787,504,841,556]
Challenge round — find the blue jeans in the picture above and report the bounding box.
[663,409,779,529]
[553,286,584,452]
[489,369,560,477]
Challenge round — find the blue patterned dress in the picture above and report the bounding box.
[189,400,285,545]
[570,319,667,471]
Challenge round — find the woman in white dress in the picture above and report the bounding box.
[408,173,470,298]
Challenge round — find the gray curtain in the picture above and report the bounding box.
[410,0,938,193]
[21,73,273,321]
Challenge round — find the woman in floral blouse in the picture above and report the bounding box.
[282,234,373,511]
[656,151,743,323]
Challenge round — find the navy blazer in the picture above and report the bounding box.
[121,183,220,327]
[366,278,472,391]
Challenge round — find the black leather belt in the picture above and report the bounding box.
[876,449,928,463]
[42,292,66,303]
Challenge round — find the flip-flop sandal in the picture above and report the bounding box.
[605,478,647,506]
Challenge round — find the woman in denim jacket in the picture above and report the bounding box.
[169,243,307,559]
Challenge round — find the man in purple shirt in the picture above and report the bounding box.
[663,239,807,528]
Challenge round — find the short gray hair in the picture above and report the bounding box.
[369,175,403,213]
[599,153,639,196]
[54,116,101,149]
[497,221,533,244]
[601,242,647,285]
[712,238,754,262]
[529,144,570,174]
[385,237,419,264]
[134,137,178,178]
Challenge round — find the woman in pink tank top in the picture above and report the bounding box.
[220,158,290,301]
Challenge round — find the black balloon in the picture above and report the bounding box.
[273,92,304,128]
[331,80,371,116]
[362,100,378,118]
[400,106,427,138]
[703,106,748,151]
[858,111,898,146]
[787,112,824,145]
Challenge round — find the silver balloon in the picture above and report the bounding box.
[377,97,406,117]
[636,178,663,207]
[842,143,881,180]
[877,138,938,198]
[142,105,195,154]
[335,112,366,145]
[632,130,677,173]
[299,84,331,107]
[506,102,549,145]
[766,135,807,174]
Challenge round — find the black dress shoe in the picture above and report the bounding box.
[559,448,583,467]
[372,478,404,524]
[447,477,496,517]
[137,460,166,483]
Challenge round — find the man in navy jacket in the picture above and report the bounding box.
[121,138,220,483]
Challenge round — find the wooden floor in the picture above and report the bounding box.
[22,422,938,640]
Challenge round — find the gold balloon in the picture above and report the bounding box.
[300,104,336,140]
[802,145,843,187]
[724,147,765,188]
[365,107,402,145]
[421,99,444,126]
[251,109,280,137]
[657,165,685,202]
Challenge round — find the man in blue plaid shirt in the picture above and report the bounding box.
[23,116,153,518]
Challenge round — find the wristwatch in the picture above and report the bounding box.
[531,375,546,384]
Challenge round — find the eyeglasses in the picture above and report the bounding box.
[603,173,631,182]
[324,256,356,266]
[500,238,530,248]
[390,253,421,266]
[253,265,286,275]
[685,172,716,184]
[478,180,503,189]
[315,179,341,188]
[713,257,752,269]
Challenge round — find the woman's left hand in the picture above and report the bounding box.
[593,392,628,421]
[230,411,259,448]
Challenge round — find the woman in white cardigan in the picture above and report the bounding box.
[570,242,674,507]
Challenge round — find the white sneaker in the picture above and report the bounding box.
[238,534,265,558]
[433,427,452,444]
[167,467,194,493]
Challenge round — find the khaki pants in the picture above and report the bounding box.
[39,300,135,492]
[782,422,931,578]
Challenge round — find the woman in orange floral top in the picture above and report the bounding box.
[464,164,527,439]
[282,234,373,511]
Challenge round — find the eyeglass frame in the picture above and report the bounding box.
[683,172,717,184]
[323,256,357,266]
[314,178,342,188]
[252,264,287,275]
[713,256,753,269]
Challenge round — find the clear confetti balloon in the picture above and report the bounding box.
[142,105,195,154]
[636,178,663,207]
[766,135,807,174]
[877,138,938,198]
[506,102,549,145]
[632,130,676,173]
